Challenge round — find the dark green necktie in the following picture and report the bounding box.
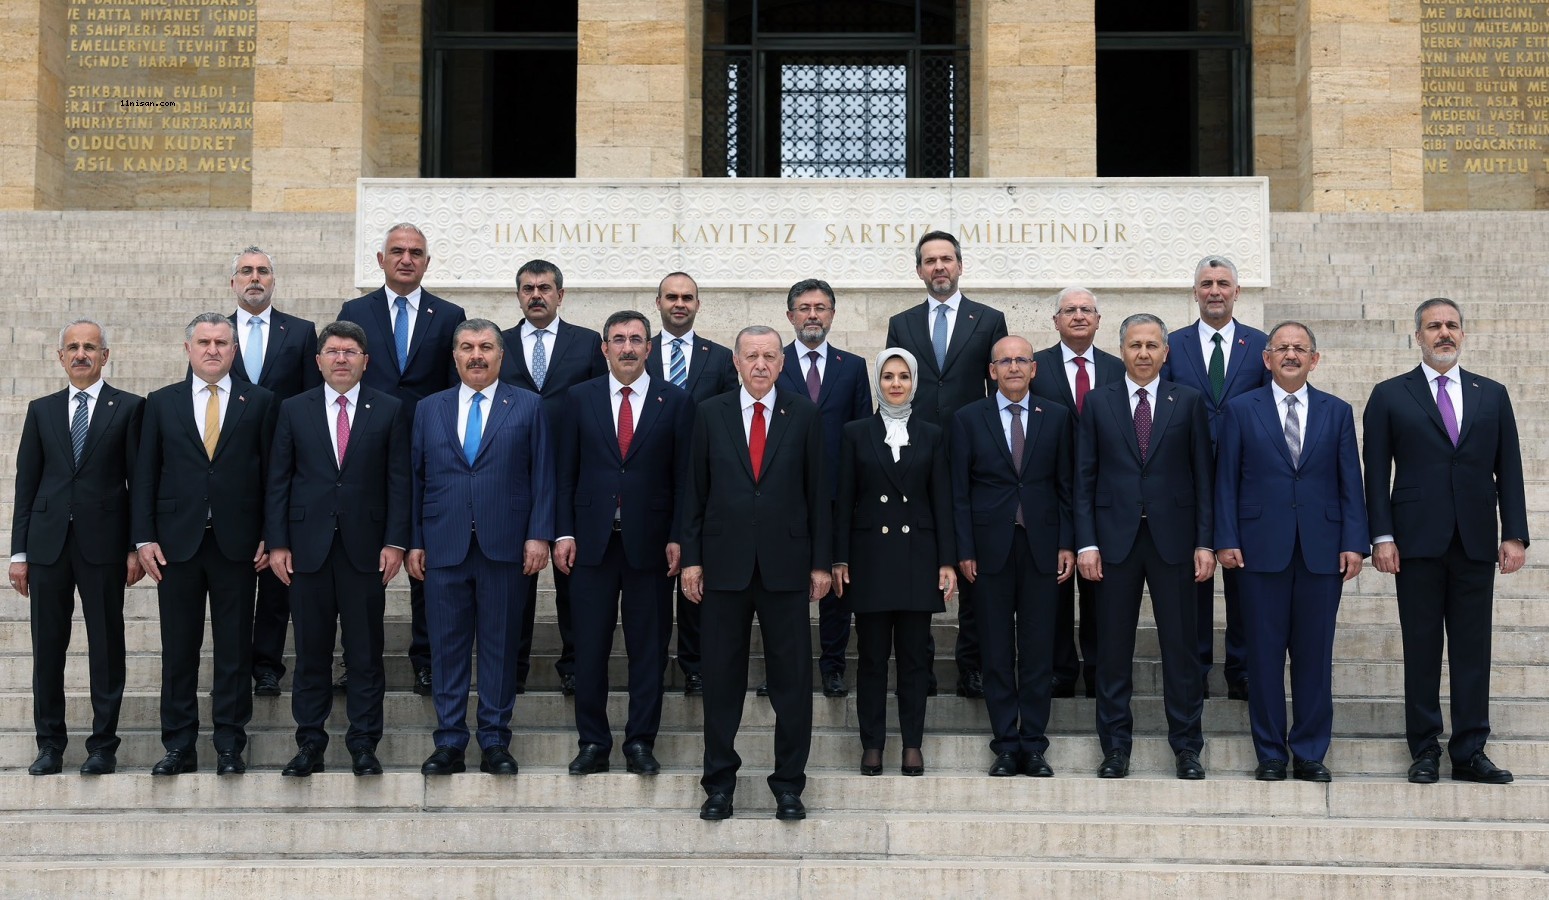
[1208,333,1225,402]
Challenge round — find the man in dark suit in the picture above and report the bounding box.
[1364,297,1529,785]
[1215,322,1367,783]
[408,319,555,776]
[337,223,467,697]
[1076,313,1215,780]
[10,320,143,776]
[776,278,871,698]
[265,320,410,778]
[883,230,1008,699]
[1161,255,1269,702]
[222,246,323,699]
[681,325,830,822]
[952,335,1074,778]
[554,310,693,777]
[646,271,738,696]
[1029,287,1125,700]
[499,258,607,696]
[134,313,278,776]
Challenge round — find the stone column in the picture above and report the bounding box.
[0,0,66,209]
[576,0,698,177]
[972,0,1096,177]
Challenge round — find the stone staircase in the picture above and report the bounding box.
[0,210,1546,895]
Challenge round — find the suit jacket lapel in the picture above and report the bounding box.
[1220,322,1254,394]
[46,390,74,466]
[1297,387,1330,468]
[1251,390,1294,468]
[77,385,123,469]
[1021,398,1047,471]
[406,294,440,370]
[1456,368,1481,446]
[943,298,984,376]
[981,401,1017,472]
[212,382,256,459]
[473,384,515,464]
[1102,386,1144,465]
[590,385,622,462]
[337,389,378,474]
[1144,383,1178,466]
[758,393,794,475]
[626,380,666,462]
[688,342,712,393]
[263,312,294,376]
[909,305,940,378]
[868,416,908,493]
[722,400,758,482]
[1402,367,1450,443]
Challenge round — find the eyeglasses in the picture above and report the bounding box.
[321,349,363,359]
[992,357,1033,367]
[1267,345,1314,356]
[792,305,832,316]
[235,266,272,277]
[1056,306,1097,317]
[607,335,648,347]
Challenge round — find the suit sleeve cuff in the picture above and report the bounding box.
[1373,535,1394,545]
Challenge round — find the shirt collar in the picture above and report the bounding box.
[1198,318,1236,344]
[793,340,830,360]
[459,382,494,405]
[235,307,272,327]
[665,329,696,348]
[194,374,234,396]
[1270,381,1309,406]
[523,317,561,338]
[609,372,649,396]
[1421,361,1457,383]
[740,386,774,411]
[388,287,422,309]
[71,379,104,401]
[1125,374,1159,395]
[927,292,962,314]
[996,391,1029,413]
[1060,342,1092,364]
[326,383,362,408]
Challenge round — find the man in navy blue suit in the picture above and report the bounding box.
[1215,321,1367,783]
[338,223,467,697]
[407,319,554,776]
[776,278,871,698]
[499,259,608,696]
[646,272,739,697]
[554,310,693,777]
[1161,255,1268,701]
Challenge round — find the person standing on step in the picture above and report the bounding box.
[1160,255,1269,703]
[554,310,693,777]
[884,230,1008,700]
[134,313,279,777]
[338,223,467,699]
[266,321,410,778]
[498,259,607,697]
[1214,321,1367,783]
[11,319,143,776]
[646,272,739,698]
[1364,297,1528,786]
[774,278,872,700]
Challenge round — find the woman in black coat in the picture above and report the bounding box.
[833,348,956,776]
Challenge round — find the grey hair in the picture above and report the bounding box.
[1414,297,1463,332]
[58,318,108,350]
[1054,286,1099,313]
[1119,313,1168,344]
[382,222,428,253]
[185,312,235,343]
[1193,255,1238,283]
[229,246,275,277]
[454,317,505,350]
[1267,320,1318,352]
[734,324,781,354]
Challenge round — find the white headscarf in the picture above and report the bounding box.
[874,347,918,462]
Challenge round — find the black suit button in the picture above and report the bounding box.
[620,467,627,473]
[208,468,215,474]
[336,481,343,487]
[754,491,761,497]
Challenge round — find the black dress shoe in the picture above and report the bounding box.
[28,747,62,776]
[1097,749,1129,779]
[774,791,805,821]
[1020,751,1054,777]
[1175,750,1206,780]
[282,744,326,777]
[956,669,984,699]
[1453,750,1513,784]
[988,751,1019,777]
[1227,679,1250,701]
[860,749,883,776]
[253,672,281,697]
[351,748,383,776]
[216,751,246,775]
[560,673,577,697]
[1255,759,1288,781]
[822,671,848,698]
[700,792,734,820]
[480,745,519,775]
[79,752,116,776]
[755,680,770,697]
[1293,759,1332,783]
[623,741,660,775]
[683,672,704,696]
[421,746,466,775]
[567,743,609,775]
[333,669,348,693]
[901,748,924,777]
[151,749,197,776]
[1050,678,1077,699]
[413,666,433,697]
[1407,747,1441,784]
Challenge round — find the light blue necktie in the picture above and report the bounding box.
[669,338,687,388]
[70,391,89,468]
[531,328,550,389]
[463,392,483,465]
[393,295,410,372]
[244,317,264,383]
[932,303,949,371]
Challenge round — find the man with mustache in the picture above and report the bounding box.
[1363,298,1529,785]
[499,259,607,696]
[553,310,693,776]
[11,320,144,776]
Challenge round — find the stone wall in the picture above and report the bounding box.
[576,0,697,177]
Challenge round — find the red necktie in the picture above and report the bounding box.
[749,401,766,481]
[1073,356,1090,414]
[335,396,350,463]
[617,386,634,458]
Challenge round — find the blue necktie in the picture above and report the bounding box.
[70,391,89,468]
[244,317,264,383]
[669,338,687,387]
[393,295,410,373]
[531,328,550,389]
[932,303,949,371]
[463,392,483,465]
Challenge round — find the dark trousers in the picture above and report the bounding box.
[953,578,980,673]
[250,568,290,681]
[1052,573,1098,689]
[854,610,933,750]
[1239,546,1341,764]
[29,526,126,755]
[1394,531,1496,762]
[1196,566,1246,686]
[518,564,574,686]
[817,587,851,676]
[674,577,702,676]
[1094,521,1203,756]
[157,527,255,754]
[424,533,528,751]
[290,533,386,753]
[407,575,430,670]
[975,533,1057,756]
[570,531,672,750]
[700,569,812,798]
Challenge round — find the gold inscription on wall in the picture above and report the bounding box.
[489,221,1130,247]
[62,0,255,208]
[1422,0,1549,208]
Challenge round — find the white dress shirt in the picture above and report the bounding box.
[610,373,648,431]
[739,386,774,442]
[456,383,495,444]
[1197,319,1237,371]
[925,292,962,350]
[793,340,830,383]
[995,389,1030,451]
[236,305,272,365]
[387,287,422,345]
[192,374,234,443]
[1124,374,1160,414]
[1270,382,1310,439]
[1060,342,1098,400]
[63,378,104,431]
[521,317,562,369]
[324,383,361,467]
[658,329,696,379]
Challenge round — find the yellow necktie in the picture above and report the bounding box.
[203,384,220,459]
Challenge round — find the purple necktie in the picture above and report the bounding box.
[1134,388,1152,461]
[1436,375,1460,446]
[806,350,821,402]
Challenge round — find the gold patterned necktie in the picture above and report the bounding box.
[203,384,220,459]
